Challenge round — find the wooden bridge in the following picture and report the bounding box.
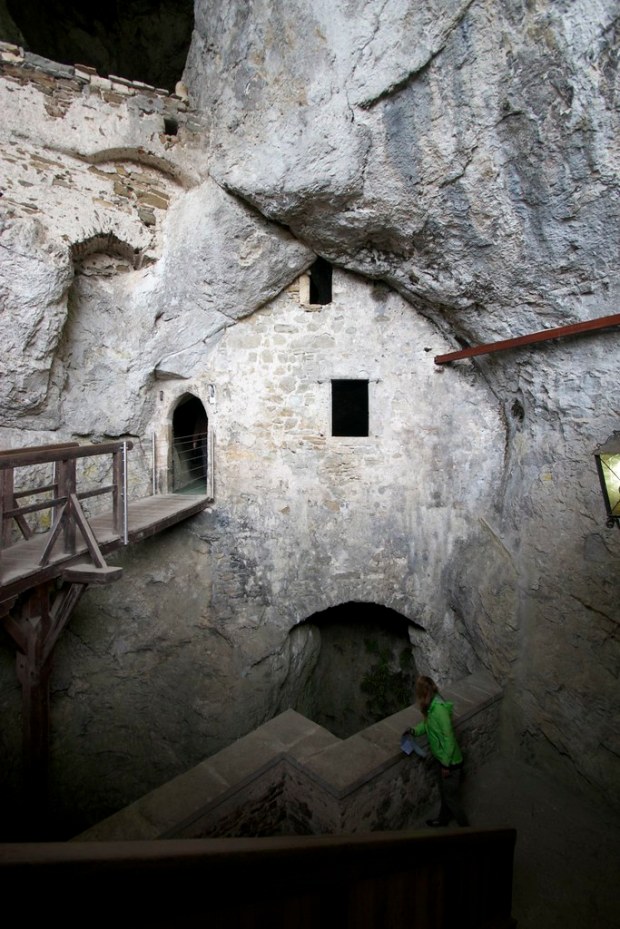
[0,440,210,833]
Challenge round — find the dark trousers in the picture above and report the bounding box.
[437,762,469,826]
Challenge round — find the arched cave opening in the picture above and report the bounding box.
[171,394,208,493]
[292,602,421,739]
[2,0,194,92]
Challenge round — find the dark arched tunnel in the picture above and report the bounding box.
[292,602,421,738]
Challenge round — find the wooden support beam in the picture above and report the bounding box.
[434,312,620,364]
[39,501,69,566]
[43,581,88,667]
[12,585,54,831]
[62,563,123,586]
[4,581,89,837]
[68,494,107,568]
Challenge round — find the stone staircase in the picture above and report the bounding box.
[76,670,502,840]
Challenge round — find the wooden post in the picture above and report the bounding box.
[1,468,14,548]
[5,581,87,837]
[12,584,53,835]
[55,457,77,555]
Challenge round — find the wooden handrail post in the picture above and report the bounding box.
[55,458,77,554]
[0,468,13,549]
[0,469,35,551]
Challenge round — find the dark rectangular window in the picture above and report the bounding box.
[331,380,369,436]
[309,257,333,305]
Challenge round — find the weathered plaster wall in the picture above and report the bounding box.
[152,267,507,681]
[0,0,618,835]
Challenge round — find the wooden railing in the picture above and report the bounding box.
[0,827,517,928]
[0,440,213,832]
[0,440,133,567]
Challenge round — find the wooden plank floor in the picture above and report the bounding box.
[0,494,210,600]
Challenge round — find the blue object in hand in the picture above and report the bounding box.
[400,730,428,758]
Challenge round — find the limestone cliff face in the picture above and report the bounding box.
[184,0,619,802]
[188,0,619,333]
[0,0,618,834]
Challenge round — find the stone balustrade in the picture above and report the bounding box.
[76,670,501,841]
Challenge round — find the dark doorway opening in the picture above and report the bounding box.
[309,257,333,305]
[332,379,369,436]
[172,395,208,493]
[292,602,420,738]
[3,0,194,92]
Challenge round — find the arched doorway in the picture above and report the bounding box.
[291,602,422,738]
[171,394,208,493]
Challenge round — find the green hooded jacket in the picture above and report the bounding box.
[412,695,463,768]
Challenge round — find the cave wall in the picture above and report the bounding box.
[189,0,619,330]
[185,0,619,801]
[0,0,618,834]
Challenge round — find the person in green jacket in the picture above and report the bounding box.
[411,675,469,827]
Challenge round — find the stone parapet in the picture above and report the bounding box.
[0,41,199,131]
[75,670,502,841]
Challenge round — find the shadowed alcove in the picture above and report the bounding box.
[292,602,422,739]
[2,0,194,91]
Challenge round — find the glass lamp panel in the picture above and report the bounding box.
[600,453,620,518]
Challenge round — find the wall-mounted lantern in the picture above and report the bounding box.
[594,432,620,529]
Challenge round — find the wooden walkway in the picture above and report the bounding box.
[0,440,211,830]
[0,493,209,603]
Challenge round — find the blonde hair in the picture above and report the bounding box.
[415,675,438,717]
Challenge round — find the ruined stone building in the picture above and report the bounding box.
[0,0,618,843]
